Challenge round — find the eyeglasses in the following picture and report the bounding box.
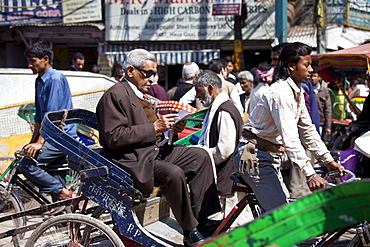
[134,66,157,78]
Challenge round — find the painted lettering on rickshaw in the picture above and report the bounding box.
[127,223,142,237]
[88,184,127,218]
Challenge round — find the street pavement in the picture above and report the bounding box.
[0,213,357,247]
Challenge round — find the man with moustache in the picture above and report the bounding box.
[195,70,251,236]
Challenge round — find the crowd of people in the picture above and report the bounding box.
[20,40,369,247]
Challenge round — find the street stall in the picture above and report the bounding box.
[318,43,370,119]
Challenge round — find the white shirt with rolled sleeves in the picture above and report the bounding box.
[243,77,334,177]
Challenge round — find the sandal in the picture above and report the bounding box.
[57,189,73,201]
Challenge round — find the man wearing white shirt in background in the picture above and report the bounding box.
[236,42,343,212]
[248,63,274,114]
[173,62,200,101]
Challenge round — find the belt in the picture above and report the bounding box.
[242,129,283,153]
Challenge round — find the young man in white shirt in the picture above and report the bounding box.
[236,42,343,212]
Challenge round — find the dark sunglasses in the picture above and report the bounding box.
[134,66,157,78]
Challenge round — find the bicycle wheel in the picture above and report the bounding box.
[347,224,370,247]
[0,184,26,242]
[26,213,124,247]
[66,168,81,194]
[347,235,362,247]
[332,134,349,150]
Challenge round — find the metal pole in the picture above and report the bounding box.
[315,0,327,54]
[275,0,287,43]
[234,14,244,71]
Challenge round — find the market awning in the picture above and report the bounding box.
[318,43,370,81]
[105,43,220,66]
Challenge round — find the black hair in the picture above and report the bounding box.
[353,77,365,86]
[271,42,289,54]
[257,61,272,72]
[24,41,53,65]
[208,59,226,74]
[111,61,123,78]
[276,42,312,79]
[224,56,235,63]
[312,65,318,74]
[72,52,85,61]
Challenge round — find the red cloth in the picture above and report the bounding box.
[178,127,200,140]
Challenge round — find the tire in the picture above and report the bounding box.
[0,184,26,241]
[26,213,124,247]
[91,206,114,225]
[347,224,370,247]
[333,134,348,150]
[347,235,362,247]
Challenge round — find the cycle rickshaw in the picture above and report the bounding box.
[17,108,369,247]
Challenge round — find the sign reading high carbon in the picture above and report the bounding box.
[105,0,275,41]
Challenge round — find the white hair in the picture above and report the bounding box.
[123,49,156,71]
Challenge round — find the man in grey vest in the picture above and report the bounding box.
[194,70,252,236]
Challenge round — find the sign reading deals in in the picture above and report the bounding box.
[105,0,275,41]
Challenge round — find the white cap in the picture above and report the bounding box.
[182,62,199,80]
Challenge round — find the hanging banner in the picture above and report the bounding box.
[105,0,275,41]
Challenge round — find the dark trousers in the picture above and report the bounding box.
[154,145,221,230]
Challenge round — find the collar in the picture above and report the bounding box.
[38,67,54,83]
[184,80,193,84]
[217,74,224,81]
[124,78,144,100]
[313,83,320,94]
[210,91,229,110]
[287,77,303,100]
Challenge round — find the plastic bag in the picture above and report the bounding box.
[354,130,370,158]
[340,147,361,181]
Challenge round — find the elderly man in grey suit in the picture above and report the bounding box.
[96,49,221,247]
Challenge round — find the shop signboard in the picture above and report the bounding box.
[0,0,102,26]
[212,0,242,16]
[0,0,63,26]
[348,0,370,31]
[105,0,275,41]
[326,0,346,24]
[62,0,102,23]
